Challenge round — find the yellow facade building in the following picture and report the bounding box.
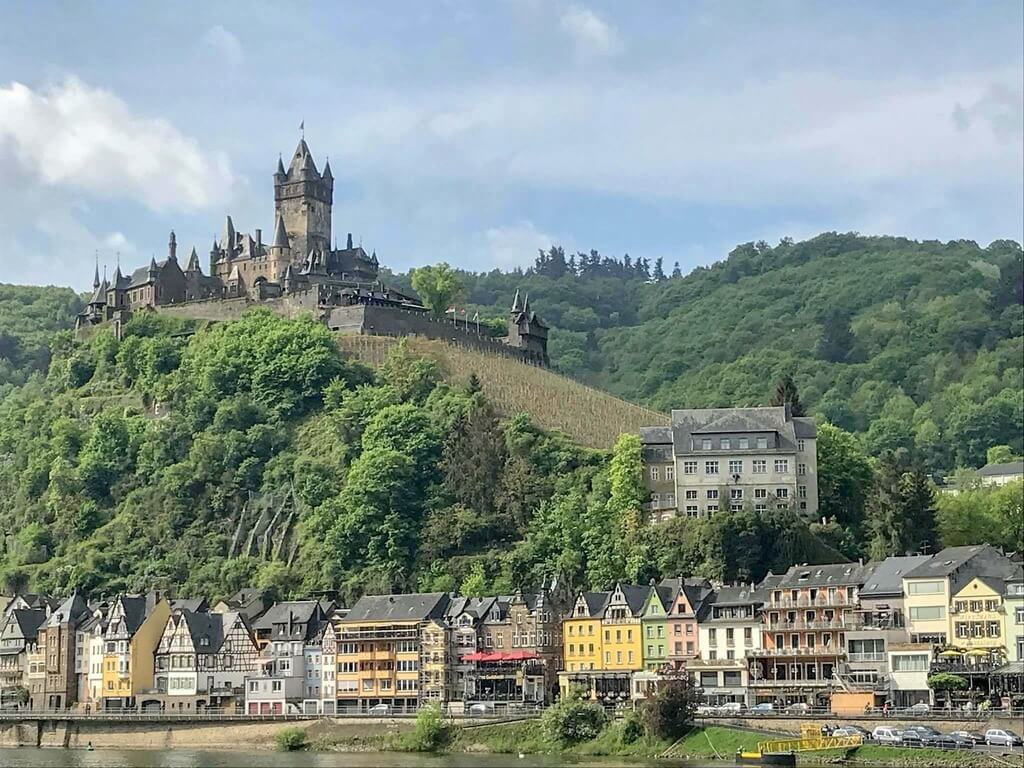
[951,577,1006,654]
[100,595,170,709]
[560,584,648,702]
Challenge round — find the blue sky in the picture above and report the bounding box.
[1,1,1021,288]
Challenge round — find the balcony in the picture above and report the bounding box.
[750,677,830,688]
[766,619,848,631]
[846,652,886,663]
[770,594,852,609]
[749,647,842,658]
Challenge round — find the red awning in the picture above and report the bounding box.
[460,650,539,662]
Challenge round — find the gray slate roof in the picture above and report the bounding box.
[860,555,933,598]
[618,584,651,615]
[903,545,1020,594]
[978,461,1024,478]
[777,561,874,589]
[579,592,610,617]
[341,593,450,624]
[181,610,224,654]
[47,592,89,628]
[254,600,326,641]
[667,406,815,456]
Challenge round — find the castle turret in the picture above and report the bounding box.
[507,288,549,365]
[274,139,332,262]
[186,246,201,273]
[168,230,177,262]
[221,215,236,255]
[93,256,100,290]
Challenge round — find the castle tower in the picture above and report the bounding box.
[274,139,333,265]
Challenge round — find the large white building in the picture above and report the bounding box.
[641,406,818,522]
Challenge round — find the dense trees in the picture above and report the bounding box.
[394,235,1022,477]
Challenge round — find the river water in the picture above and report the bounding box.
[0,749,718,767]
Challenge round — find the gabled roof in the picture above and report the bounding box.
[47,592,89,628]
[614,584,650,616]
[978,461,1024,478]
[8,608,47,640]
[445,596,496,622]
[861,555,933,597]
[171,598,209,613]
[578,591,610,617]
[181,610,224,654]
[253,600,330,642]
[341,593,450,624]
[128,259,171,288]
[115,595,149,635]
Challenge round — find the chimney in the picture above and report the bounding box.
[255,229,262,249]
[347,233,354,249]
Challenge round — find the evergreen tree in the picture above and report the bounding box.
[671,261,682,278]
[653,257,666,281]
[770,374,805,416]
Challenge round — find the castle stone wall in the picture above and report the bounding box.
[328,304,541,363]
[156,290,321,322]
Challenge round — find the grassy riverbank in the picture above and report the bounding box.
[295,720,1010,767]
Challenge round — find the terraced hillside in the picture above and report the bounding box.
[336,334,668,449]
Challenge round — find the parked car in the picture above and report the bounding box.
[696,705,717,715]
[468,702,495,716]
[899,730,926,747]
[906,702,930,714]
[871,726,903,744]
[832,725,870,740]
[717,702,744,714]
[949,731,986,745]
[935,733,975,750]
[985,728,1023,747]
[784,702,809,713]
[903,725,943,746]
[367,703,391,715]
[750,703,774,713]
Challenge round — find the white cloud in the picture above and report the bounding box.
[202,25,244,70]
[484,221,556,269]
[329,70,1023,215]
[559,5,621,56]
[0,78,236,211]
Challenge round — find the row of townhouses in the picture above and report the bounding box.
[0,546,1021,714]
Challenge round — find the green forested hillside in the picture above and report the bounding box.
[0,284,84,395]
[392,233,1024,474]
[0,311,847,600]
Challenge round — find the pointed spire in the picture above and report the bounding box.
[186,246,200,272]
[93,252,100,289]
[322,156,333,180]
[523,293,531,314]
[221,215,234,250]
[301,150,317,174]
[272,214,289,249]
[113,264,123,281]
[150,255,158,270]
[276,154,286,176]
[511,288,522,313]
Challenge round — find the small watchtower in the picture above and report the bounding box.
[507,289,549,365]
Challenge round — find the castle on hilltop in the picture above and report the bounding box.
[77,139,548,364]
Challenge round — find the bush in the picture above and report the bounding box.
[406,703,451,752]
[619,710,645,744]
[541,695,609,745]
[642,670,701,740]
[274,726,308,751]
